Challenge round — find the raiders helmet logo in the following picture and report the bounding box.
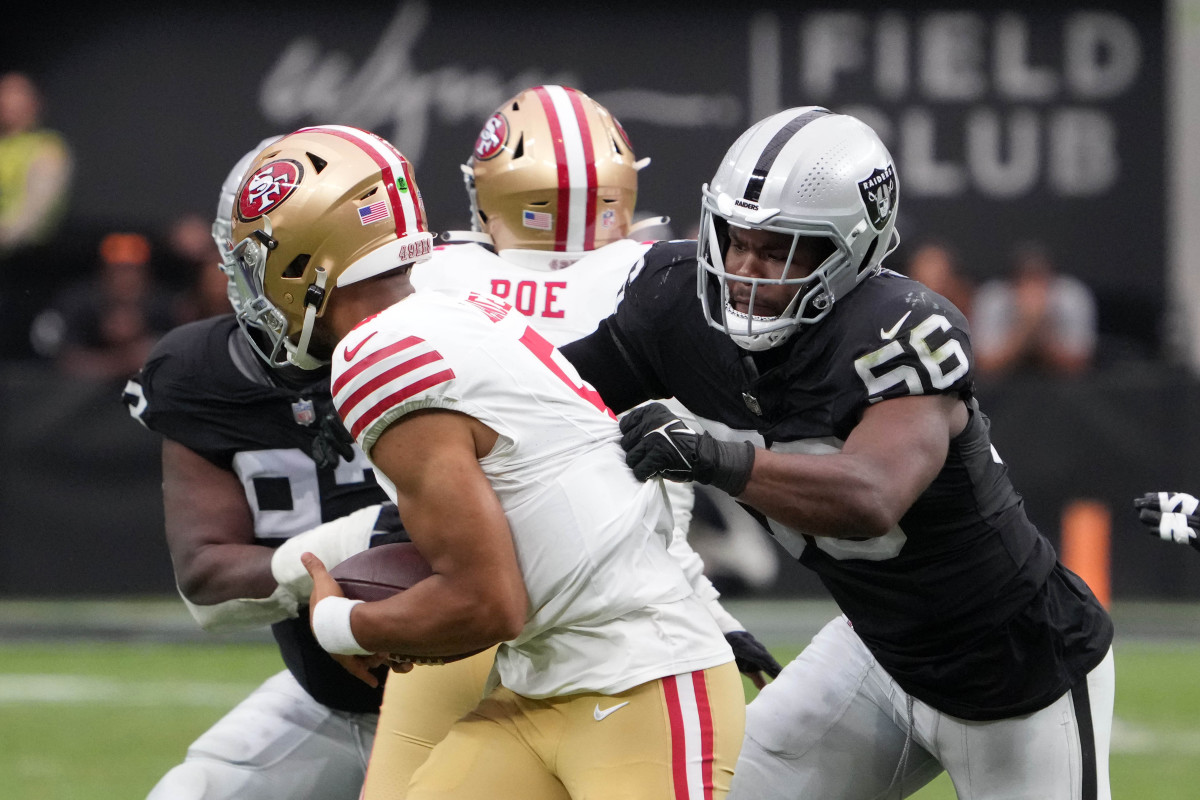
[238,159,303,221]
[473,113,509,160]
[857,165,896,231]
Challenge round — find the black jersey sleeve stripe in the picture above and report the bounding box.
[743,108,832,203]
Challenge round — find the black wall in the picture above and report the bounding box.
[5,1,1167,355]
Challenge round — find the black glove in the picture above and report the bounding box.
[1134,492,1200,551]
[726,630,783,683]
[618,403,755,496]
[311,402,357,469]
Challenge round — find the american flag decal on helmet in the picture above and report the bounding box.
[296,125,427,239]
[532,85,597,252]
[358,200,391,225]
[333,334,455,440]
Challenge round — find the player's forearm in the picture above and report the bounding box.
[737,449,901,539]
[350,572,525,657]
[174,543,278,605]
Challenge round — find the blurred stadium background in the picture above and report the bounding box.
[3,0,1200,796]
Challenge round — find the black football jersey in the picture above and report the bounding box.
[563,240,1113,720]
[125,315,392,713]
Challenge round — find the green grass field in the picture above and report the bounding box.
[1,599,1198,799]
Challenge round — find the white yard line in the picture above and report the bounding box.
[0,674,258,707]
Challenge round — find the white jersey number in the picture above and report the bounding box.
[853,314,969,402]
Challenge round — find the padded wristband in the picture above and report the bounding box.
[700,438,756,496]
[311,596,372,655]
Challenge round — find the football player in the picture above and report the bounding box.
[225,124,746,799]
[1133,491,1200,551]
[415,84,775,672]
[365,84,777,798]
[124,140,494,800]
[559,107,1116,799]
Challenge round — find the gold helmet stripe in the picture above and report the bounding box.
[533,85,597,252]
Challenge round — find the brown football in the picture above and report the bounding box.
[328,542,490,665]
[329,542,434,602]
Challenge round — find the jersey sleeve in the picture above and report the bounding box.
[846,282,974,405]
[125,320,246,466]
[331,324,459,455]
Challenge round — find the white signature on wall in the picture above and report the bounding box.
[258,0,744,163]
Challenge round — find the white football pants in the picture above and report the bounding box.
[729,615,1114,800]
[146,669,377,800]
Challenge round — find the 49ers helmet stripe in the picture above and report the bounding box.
[532,85,598,252]
[567,88,600,250]
[743,108,832,203]
[299,125,425,238]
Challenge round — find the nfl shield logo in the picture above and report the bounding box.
[292,398,317,426]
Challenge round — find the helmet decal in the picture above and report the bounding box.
[522,209,553,230]
[238,159,303,221]
[532,85,597,252]
[857,165,897,230]
[473,113,509,160]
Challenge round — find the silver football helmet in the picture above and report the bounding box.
[697,107,900,350]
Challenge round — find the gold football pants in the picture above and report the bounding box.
[405,660,745,800]
[360,646,498,800]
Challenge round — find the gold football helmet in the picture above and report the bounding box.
[465,85,641,253]
[228,125,433,369]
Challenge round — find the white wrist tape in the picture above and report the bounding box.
[271,504,383,599]
[179,582,299,633]
[1159,512,1198,545]
[312,596,372,655]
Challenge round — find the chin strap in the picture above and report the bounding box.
[289,268,330,370]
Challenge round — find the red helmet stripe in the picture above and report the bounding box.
[532,86,571,250]
[566,88,598,251]
[296,125,417,239]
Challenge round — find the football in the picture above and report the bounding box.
[328,542,489,665]
[329,542,434,602]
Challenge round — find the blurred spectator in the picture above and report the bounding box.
[29,232,179,381]
[165,212,228,322]
[0,72,75,357]
[0,72,72,255]
[904,239,975,322]
[972,241,1097,379]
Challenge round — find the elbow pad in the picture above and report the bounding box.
[270,504,386,599]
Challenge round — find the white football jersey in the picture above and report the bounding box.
[412,239,702,560]
[331,290,731,697]
[410,239,651,342]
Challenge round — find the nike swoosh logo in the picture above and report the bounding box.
[343,331,377,361]
[880,311,912,340]
[593,701,630,721]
